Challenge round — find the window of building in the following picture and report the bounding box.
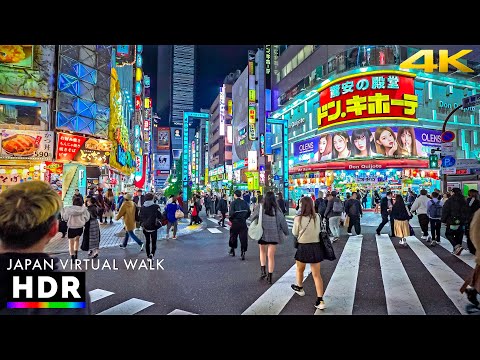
[291,55,298,69]
[297,48,305,64]
[304,45,313,58]
[286,61,292,75]
[281,66,287,79]
[279,45,288,56]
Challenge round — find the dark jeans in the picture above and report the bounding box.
[229,221,248,252]
[122,230,143,247]
[445,226,464,248]
[219,212,227,226]
[377,214,394,236]
[143,230,157,256]
[418,214,429,236]
[430,219,442,242]
[347,215,361,235]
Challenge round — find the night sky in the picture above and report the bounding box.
[143,45,261,113]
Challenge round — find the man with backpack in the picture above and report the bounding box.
[324,191,343,242]
[427,191,443,247]
[315,191,327,218]
[139,193,163,260]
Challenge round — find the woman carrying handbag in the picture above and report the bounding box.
[249,192,289,284]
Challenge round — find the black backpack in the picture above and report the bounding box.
[141,205,162,230]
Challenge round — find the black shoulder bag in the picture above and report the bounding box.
[320,217,336,261]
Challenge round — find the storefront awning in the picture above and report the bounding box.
[289,159,429,174]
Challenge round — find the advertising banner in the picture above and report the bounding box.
[1,129,54,161]
[317,70,418,130]
[44,162,64,196]
[157,127,170,150]
[56,133,112,165]
[293,127,441,165]
[154,153,171,171]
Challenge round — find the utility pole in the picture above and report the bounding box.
[441,104,462,193]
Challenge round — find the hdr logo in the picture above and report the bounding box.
[7,272,86,309]
[400,50,474,73]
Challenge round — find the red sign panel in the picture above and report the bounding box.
[56,133,112,165]
[135,96,141,110]
[318,70,418,130]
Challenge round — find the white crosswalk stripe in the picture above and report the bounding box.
[89,289,114,303]
[168,309,198,315]
[406,236,471,315]
[96,298,154,315]
[316,235,363,315]
[375,234,425,315]
[438,236,476,269]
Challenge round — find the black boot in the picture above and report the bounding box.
[260,266,267,280]
[74,251,78,260]
[267,273,273,284]
[241,251,245,260]
[229,248,235,257]
[71,255,75,260]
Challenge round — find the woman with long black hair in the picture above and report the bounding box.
[250,191,289,284]
[390,195,412,247]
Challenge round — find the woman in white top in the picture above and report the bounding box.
[291,196,326,310]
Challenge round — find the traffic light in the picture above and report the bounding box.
[429,154,439,169]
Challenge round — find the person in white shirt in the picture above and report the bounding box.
[410,189,430,239]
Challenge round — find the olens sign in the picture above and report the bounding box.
[317,70,418,130]
[294,138,317,157]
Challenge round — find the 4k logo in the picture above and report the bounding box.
[400,50,474,73]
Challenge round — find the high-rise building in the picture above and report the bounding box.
[207,72,241,189]
[156,45,196,127]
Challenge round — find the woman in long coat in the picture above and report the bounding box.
[82,196,101,258]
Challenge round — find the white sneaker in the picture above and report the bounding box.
[430,240,437,247]
[399,238,405,246]
[315,300,326,310]
[421,235,428,240]
[347,232,353,235]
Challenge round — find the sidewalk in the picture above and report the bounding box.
[45,217,205,254]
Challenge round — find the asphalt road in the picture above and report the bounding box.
[53,213,479,315]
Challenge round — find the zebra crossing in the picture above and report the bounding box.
[89,288,199,315]
[307,233,476,315]
[86,229,478,315]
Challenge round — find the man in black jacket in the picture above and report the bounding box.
[345,192,363,235]
[228,190,251,260]
[376,191,394,236]
[0,181,91,315]
[218,194,228,227]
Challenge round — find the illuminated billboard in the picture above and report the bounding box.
[293,126,441,165]
[317,70,418,130]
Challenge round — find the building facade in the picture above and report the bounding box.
[269,45,480,206]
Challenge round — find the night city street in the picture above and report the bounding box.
[1,45,480,316]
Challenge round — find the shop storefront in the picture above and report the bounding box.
[55,132,112,204]
[269,48,480,205]
[0,129,54,193]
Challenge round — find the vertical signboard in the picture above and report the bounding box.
[248,50,257,141]
[283,121,289,201]
[219,85,226,136]
[264,45,272,113]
